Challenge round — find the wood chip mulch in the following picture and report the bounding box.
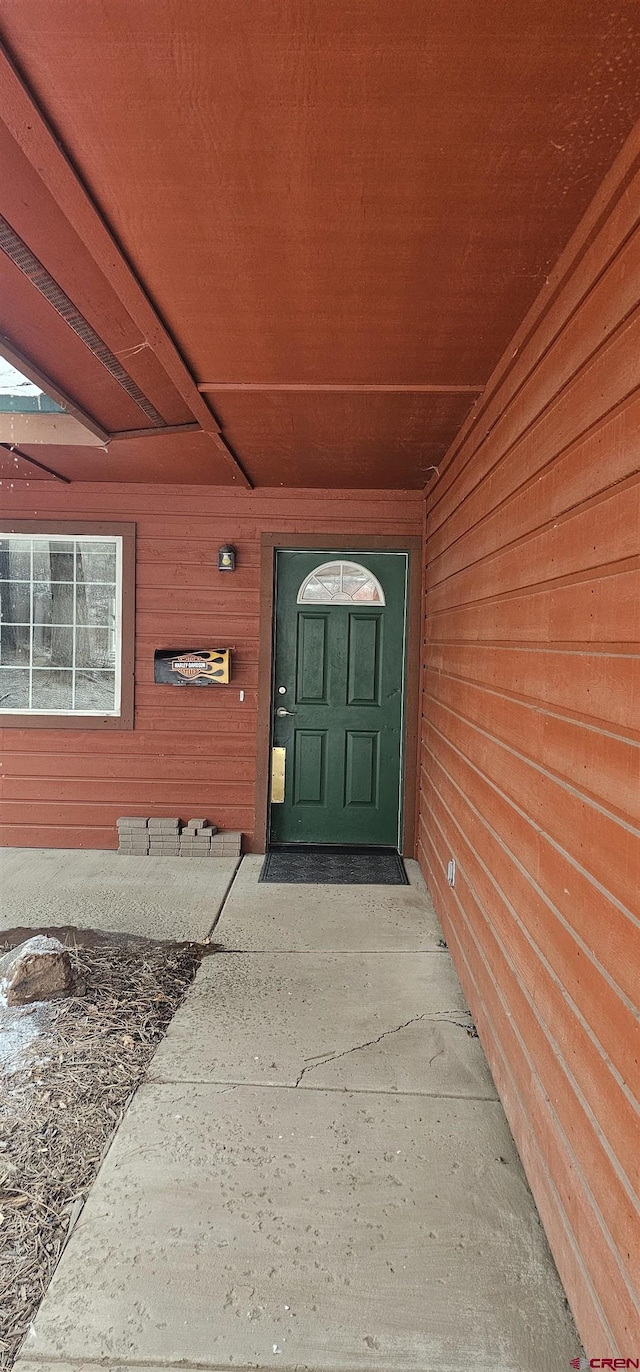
[0,936,203,1370]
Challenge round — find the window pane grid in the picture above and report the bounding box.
[28,538,34,710]
[0,579,116,585]
[71,539,77,711]
[0,534,122,715]
[297,560,385,605]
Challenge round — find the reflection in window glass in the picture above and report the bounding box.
[76,548,117,582]
[75,627,115,670]
[3,544,30,580]
[31,670,74,711]
[75,671,117,711]
[33,625,73,668]
[32,541,73,581]
[0,535,122,714]
[0,668,29,709]
[77,583,116,628]
[1,580,30,624]
[1,623,30,666]
[297,561,385,605]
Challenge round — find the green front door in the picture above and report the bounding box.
[270,550,408,847]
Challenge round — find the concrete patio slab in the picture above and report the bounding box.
[215,855,443,951]
[150,950,498,1098]
[0,847,239,943]
[22,1081,578,1372]
[12,854,579,1371]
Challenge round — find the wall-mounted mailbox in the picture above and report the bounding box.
[154,648,230,685]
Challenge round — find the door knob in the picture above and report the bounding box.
[276,706,296,717]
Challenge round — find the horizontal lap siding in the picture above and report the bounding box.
[419,141,640,1356]
[0,487,422,849]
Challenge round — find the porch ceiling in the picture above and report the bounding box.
[0,2,639,487]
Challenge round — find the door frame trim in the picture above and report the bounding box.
[253,532,423,856]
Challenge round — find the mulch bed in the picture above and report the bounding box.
[0,935,203,1370]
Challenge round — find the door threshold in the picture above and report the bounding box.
[267,843,402,854]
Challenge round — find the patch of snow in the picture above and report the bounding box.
[0,1001,56,1075]
[8,935,65,957]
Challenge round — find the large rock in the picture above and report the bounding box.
[0,935,74,1006]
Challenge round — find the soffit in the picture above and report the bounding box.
[0,2,639,486]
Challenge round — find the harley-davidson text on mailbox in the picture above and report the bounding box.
[154,649,230,685]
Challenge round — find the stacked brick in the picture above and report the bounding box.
[179,818,217,856]
[148,818,181,856]
[116,817,150,855]
[117,817,241,859]
[209,831,243,857]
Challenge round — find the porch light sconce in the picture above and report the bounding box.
[218,544,236,572]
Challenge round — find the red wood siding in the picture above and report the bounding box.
[418,132,640,1354]
[0,487,422,850]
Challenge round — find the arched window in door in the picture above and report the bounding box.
[296,560,385,605]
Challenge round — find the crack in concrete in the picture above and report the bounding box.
[294,1009,476,1085]
[295,1013,427,1085]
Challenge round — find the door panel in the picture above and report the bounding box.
[346,613,382,705]
[293,730,327,805]
[296,614,329,702]
[344,731,379,807]
[270,550,407,847]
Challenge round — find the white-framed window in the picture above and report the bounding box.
[0,533,123,715]
[297,560,386,605]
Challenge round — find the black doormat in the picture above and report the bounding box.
[259,845,408,885]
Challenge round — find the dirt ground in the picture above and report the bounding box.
[0,931,203,1369]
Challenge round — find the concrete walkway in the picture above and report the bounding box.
[0,847,240,942]
[16,855,578,1372]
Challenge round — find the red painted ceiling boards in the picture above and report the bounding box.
[0,2,639,485]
